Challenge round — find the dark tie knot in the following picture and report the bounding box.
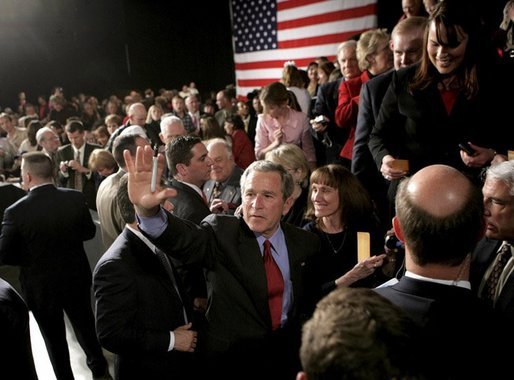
[499,243,512,260]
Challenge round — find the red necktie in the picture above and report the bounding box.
[263,240,284,331]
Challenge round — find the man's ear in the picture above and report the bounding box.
[392,216,405,242]
[175,163,187,177]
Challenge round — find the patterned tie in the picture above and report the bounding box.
[483,243,512,306]
[212,182,222,199]
[74,149,83,191]
[155,248,189,323]
[263,240,284,331]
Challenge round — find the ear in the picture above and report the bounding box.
[296,371,307,380]
[389,40,394,51]
[159,133,166,144]
[175,163,187,177]
[392,216,405,242]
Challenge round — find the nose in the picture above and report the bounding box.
[252,194,264,209]
[313,190,323,202]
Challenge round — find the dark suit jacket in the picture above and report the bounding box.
[312,78,348,165]
[368,64,508,182]
[0,277,38,380]
[375,276,504,379]
[55,142,101,210]
[352,71,393,190]
[0,184,95,308]
[167,179,210,311]
[168,179,210,224]
[471,237,514,321]
[151,212,319,378]
[93,228,196,379]
[0,184,26,228]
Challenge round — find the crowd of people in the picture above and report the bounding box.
[1,0,514,379]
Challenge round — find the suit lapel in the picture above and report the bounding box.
[236,219,270,325]
[124,229,181,300]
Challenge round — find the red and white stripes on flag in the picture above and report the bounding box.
[231,0,378,98]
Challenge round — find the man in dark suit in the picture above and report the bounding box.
[471,160,514,321]
[375,164,504,379]
[125,148,319,380]
[165,135,212,224]
[352,17,427,226]
[0,183,25,224]
[55,120,101,210]
[0,276,38,380]
[165,135,212,319]
[203,138,243,215]
[93,175,199,379]
[0,152,111,380]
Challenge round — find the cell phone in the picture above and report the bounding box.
[459,142,476,156]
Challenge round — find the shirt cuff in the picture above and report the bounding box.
[168,331,175,351]
[136,207,168,238]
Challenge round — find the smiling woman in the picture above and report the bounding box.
[368,0,512,208]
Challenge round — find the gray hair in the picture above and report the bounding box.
[240,160,294,201]
[206,137,233,159]
[160,115,184,133]
[35,126,57,144]
[336,39,357,56]
[486,161,514,196]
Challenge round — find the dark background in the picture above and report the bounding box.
[0,0,505,109]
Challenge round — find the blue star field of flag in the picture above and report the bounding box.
[232,0,278,54]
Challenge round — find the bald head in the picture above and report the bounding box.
[404,165,472,218]
[395,165,483,266]
[127,102,147,126]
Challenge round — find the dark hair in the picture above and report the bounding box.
[260,82,289,112]
[225,114,245,131]
[305,164,375,231]
[27,120,43,147]
[22,151,54,180]
[410,0,483,99]
[300,287,420,380]
[113,134,144,168]
[200,115,225,140]
[65,120,85,134]
[166,135,203,177]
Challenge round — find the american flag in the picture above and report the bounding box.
[231,0,378,98]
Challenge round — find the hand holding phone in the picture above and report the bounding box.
[459,142,476,156]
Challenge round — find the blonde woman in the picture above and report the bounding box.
[265,143,310,227]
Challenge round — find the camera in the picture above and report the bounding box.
[384,234,404,251]
[313,115,328,126]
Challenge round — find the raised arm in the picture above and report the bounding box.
[123,145,176,217]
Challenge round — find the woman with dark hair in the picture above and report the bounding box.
[302,164,388,312]
[19,120,43,154]
[369,0,510,199]
[223,114,254,169]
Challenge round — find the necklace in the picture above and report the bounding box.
[323,230,347,255]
